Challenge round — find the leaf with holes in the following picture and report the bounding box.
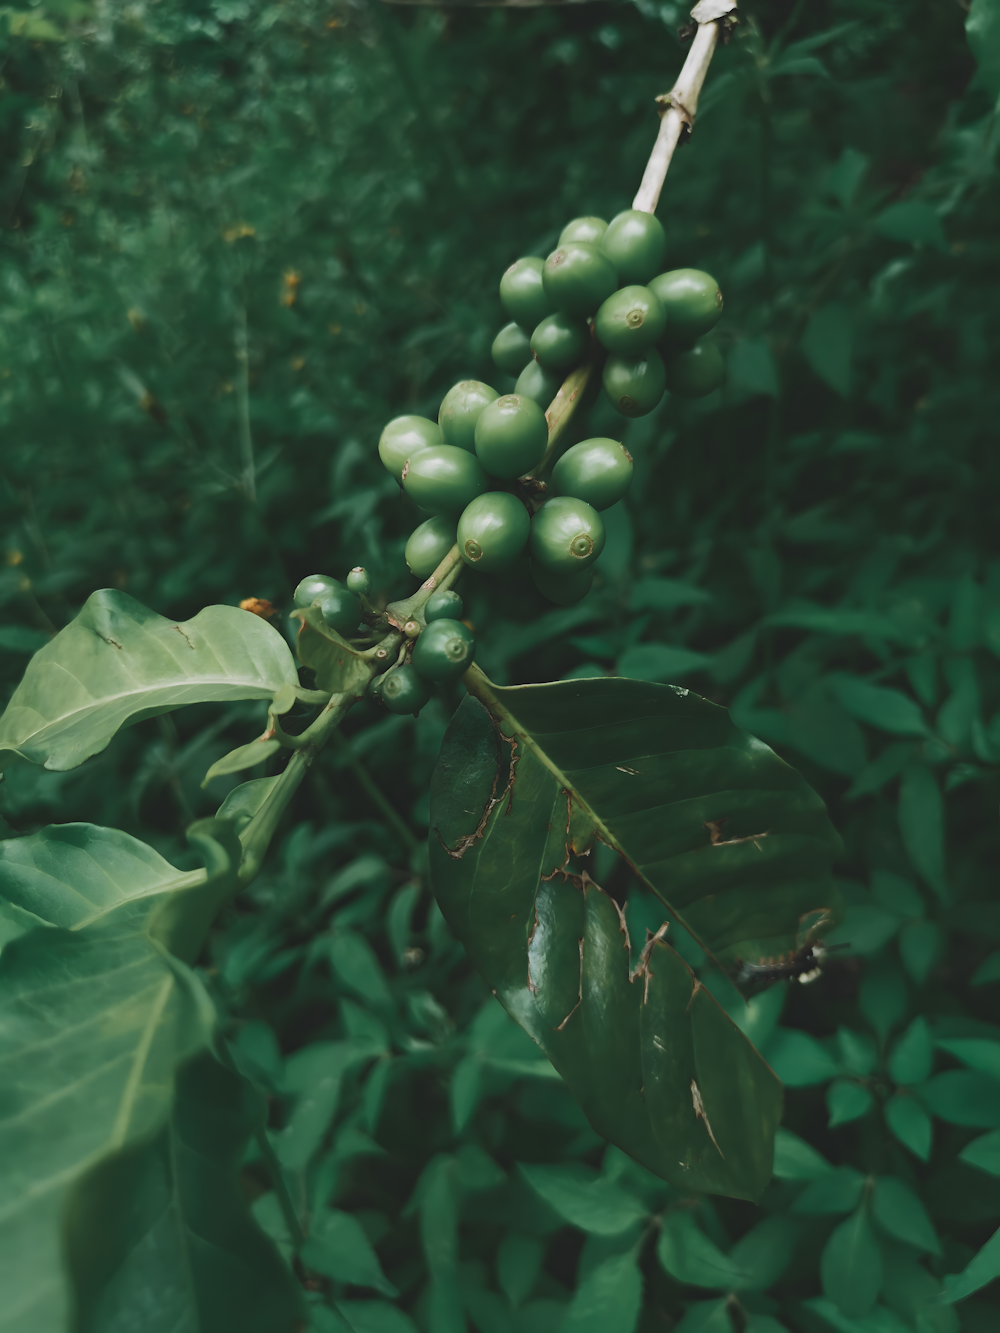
[0,590,298,774]
[428,673,842,1199]
[292,604,374,696]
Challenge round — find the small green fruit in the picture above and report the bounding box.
[412,618,476,683]
[405,515,458,579]
[515,359,561,410]
[663,340,724,398]
[530,313,590,374]
[318,584,361,636]
[402,445,489,514]
[559,216,608,246]
[425,589,464,622]
[550,437,633,511]
[492,322,533,377]
[346,567,371,596]
[381,665,431,715]
[602,350,666,418]
[531,559,594,606]
[649,268,723,344]
[439,380,499,453]
[378,416,442,481]
[530,496,605,575]
[594,285,666,355]
[600,209,667,286]
[543,241,618,319]
[474,394,548,480]
[457,492,530,572]
[293,573,338,608]
[500,257,554,329]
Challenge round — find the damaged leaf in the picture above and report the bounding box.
[291,604,374,696]
[429,674,841,1199]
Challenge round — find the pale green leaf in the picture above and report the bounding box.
[0,590,298,773]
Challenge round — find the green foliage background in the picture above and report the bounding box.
[2,0,1000,1329]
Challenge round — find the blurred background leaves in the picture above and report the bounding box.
[1,0,1000,1329]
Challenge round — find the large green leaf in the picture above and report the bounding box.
[0,818,241,1332]
[429,676,841,1199]
[63,1051,304,1333]
[0,590,298,773]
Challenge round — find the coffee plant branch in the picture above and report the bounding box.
[633,0,738,215]
[232,1,735,885]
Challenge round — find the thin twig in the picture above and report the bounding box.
[632,4,736,215]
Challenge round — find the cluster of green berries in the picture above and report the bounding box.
[374,208,723,608]
[293,570,473,718]
[378,380,623,605]
[495,210,724,417]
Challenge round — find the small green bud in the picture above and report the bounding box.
[346,566,371,596]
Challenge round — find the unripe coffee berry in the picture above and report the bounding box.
[602,349,666,418]
[346,567,371,596]
[595,285,666,355]
[405,515,458,580]
[500,257,554,329]
[515,359,561,410]
[550,438,633,511]
[559,216,608,246]
[412,618,476,683]
[381,665,430,715]
[378,416,441,482]
[530,313,590,374]
[402,446,489,514]
[601,209,667,286]
[663,340,724,398]
[492,322,533,377]
[543,241,618,319]
[530,496,605,575]
[649,268,723,344]
[457,492,530,572]
[439,381,499,453]
[474,394,547,480]
[424,589,464,623]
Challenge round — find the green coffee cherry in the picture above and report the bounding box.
[412,618,476,683]
[530,496,605,575]
[318,583,361,636]
[515,359,561,410]
[378,416,442,482]
[492,323,533,377]
[543,241,618,319]
[346,567,371,596]
[500,257,553,329]
[649,268,723,344]
[405,515,458,580]
[425,589,464,623]
[530,313,590,374]
[559,216,608,246]
[663,340,724,398]
[457,492,530,572]
[594,285,666,355]
[293,573,338,608]
[602,349,666,418]
[550,438,633,512]
[402,445,489,514]
[601,209,667,286]
[474,394,548,480]
[381,664,430,715]
[439,381,499,453]
[531,559,594,607]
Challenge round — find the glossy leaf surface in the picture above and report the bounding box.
[64,1052,303,1333]
[0,590,298,773]
[430,675,842,1198]
[0,819,240,1331]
